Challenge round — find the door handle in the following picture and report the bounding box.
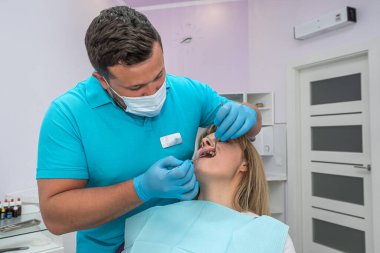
[354,164,371,171]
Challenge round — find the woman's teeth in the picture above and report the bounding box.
[200,150,216,158]
[208,151,216,157]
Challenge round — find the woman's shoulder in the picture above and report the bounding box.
[241,211,259,218]
[241,211,296,253]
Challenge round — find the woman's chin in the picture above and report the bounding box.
[195,166,218,183]
[194,160,212,173]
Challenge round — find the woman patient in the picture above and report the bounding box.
[122,125,296,253]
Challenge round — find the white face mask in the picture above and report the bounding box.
[104,78,167,117]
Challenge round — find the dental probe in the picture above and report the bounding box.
[214,137,220,152]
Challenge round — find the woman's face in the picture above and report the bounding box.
[194,133,247,183]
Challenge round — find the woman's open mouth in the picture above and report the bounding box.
[198,147,216,159]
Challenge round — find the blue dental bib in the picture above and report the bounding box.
[123,201,288,253]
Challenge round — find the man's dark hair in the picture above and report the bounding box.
[85,6,162,80]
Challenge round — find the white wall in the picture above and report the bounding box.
[139,0,249,93]
[0,0,115,251]
[0,0,114,196]
[248,0,380,123]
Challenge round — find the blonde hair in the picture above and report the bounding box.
[198,125,270,215]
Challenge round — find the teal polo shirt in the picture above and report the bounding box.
[36,73,228,253]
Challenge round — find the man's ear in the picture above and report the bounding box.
[92,72,108,90]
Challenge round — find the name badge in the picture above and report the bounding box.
[160,133,182,149]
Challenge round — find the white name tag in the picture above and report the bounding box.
[160,133,182,149]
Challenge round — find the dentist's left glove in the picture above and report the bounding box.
[214,102,257,141]
[133,156,199,202]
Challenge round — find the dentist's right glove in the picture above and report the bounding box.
[133,156,199,202]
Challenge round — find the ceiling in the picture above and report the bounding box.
[123,0,197,8]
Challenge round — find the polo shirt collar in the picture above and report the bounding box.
[85,75,112,109]
[165,74,172,89]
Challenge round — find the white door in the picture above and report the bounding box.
[299,53,373,253]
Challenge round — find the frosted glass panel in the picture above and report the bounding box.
[312,125,362,152]
[310,73,361,105]
[312,172,364,205]
[313,218,365,253]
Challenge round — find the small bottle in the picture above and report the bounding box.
[16,197,22,216]
[3,199,9,217]
[9,198,15,217]
[0,201,6,220]
[12,201,19,218]
[5,199,12,219]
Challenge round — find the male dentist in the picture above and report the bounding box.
[37,6,261,252]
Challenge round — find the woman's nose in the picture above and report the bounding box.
[202,137,213,148]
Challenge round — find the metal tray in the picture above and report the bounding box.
[0,219,41,233]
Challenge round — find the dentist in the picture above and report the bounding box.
[36,6,261,253]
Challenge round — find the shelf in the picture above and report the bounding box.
[0,212,46,239]
[220,92,274,126]
[0,230,63,253]
[247,92,274,126]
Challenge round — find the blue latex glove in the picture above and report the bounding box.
[214,102,257,141]
[133,156,199,202]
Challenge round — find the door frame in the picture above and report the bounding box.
[286,40,380,252]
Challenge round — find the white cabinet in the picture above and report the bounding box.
[268,181,286,221]
[253,126,274,156]
[263,124,287,222]
[220,92,287,222]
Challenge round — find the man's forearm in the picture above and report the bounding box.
[38,179,141,235]
[242,102,262,138]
